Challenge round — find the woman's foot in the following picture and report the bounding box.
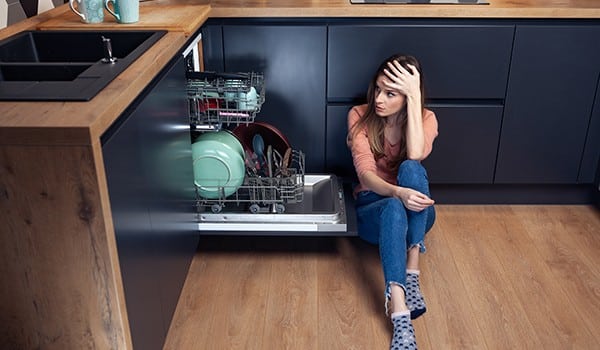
[390,310,418,350]
[406,270,426,319]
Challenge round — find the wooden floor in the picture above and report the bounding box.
[164,205,600,350]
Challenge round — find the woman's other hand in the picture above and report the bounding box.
[383,61,421,101]
[395,187,434,212]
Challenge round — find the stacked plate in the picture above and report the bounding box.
[192,130,245,199]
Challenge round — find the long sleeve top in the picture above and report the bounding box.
[347,104,439,196]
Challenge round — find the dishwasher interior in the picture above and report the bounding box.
[186,68,349,233]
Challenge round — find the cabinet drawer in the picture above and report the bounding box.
[328,25,514,100]
[326,104,503,184]
[422,105,503,184]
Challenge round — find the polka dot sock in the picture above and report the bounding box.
[406,270,426,319]
[390,310,418,350]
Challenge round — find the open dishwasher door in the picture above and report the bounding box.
[197,174,353,234]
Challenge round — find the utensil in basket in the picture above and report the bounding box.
[281,147,292,177]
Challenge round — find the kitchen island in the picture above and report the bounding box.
[1,1,599,349]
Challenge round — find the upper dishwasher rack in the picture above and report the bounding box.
[187,71,265,129]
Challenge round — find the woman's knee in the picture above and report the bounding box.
[397,160,429,189]
[399,160,426,176]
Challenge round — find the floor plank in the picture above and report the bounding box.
[164,205,600,350]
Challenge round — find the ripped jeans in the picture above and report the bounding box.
[355,160,435,308]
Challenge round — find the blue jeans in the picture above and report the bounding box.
[355,160,435,305]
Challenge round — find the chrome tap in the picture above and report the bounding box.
[101,36,117,64]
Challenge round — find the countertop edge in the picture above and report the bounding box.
[207,5,600,19]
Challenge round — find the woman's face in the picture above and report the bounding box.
[374,74,405,118]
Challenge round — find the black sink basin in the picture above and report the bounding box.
[0,30,166,101]
[0,64,91,81]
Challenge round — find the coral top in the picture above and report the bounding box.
[347,104,439,196]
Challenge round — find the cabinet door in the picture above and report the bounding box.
[326,105,355,178]
[495,25,600,184]
[578,76,600,184]
[327,104,503,184]
[423,105,503,184]
[328,24,514,100]
[103,56,197,350]
[103,100,163,350]
[221,25,327,172]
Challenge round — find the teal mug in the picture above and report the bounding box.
[105,0,139,24]
[69,0,104,24]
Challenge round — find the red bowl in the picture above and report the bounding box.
[232,121,291,156]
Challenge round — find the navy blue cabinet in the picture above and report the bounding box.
[495,25,600,184]
[326,24,513,185]
[102,56,198,350]
[326,105,354,178]
[327,24,514,101]
[578,63,600,184]
[422,105,503,184]
[326,104,503,184]
[203,23,327,172]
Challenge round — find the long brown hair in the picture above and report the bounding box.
[349,54,425,170]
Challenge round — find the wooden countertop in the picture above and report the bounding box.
[38,1,210,34]
[204,0,600,19]
[0,0,599,146]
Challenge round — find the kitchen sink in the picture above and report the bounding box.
[0,64,91,81]
[0,30,166,101]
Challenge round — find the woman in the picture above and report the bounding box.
[347,54,438,349]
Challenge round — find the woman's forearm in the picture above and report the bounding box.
[405,94,425,160]
[359,171,403,197]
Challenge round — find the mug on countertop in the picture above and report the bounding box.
[105,0,140,24]
[69,0,104,24]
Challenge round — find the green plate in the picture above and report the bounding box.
[192,139,245,199]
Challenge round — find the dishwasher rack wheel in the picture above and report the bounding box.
[249,203,261,214]
[211,203,223,213]
[274,203,285,214]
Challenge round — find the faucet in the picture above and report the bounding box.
[101,36,117,64]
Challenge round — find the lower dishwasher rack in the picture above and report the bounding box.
[197,174,347,233]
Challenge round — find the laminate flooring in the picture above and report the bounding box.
[164,205,600,350]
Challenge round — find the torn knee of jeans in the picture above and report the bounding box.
[385,281,406,316]
[409,241,426,253]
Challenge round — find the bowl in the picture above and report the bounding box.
[239,86,258,111]
[194,130,244,158]
[192,138,245,199]
[232,121,291,156]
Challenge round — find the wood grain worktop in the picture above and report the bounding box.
[203,0,600,18]
[38,1,210,34]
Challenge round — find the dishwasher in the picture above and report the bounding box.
[184,41,349,234]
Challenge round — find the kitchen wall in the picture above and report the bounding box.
[1,0,64,29]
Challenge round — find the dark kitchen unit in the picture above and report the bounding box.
[200,17,600,205]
